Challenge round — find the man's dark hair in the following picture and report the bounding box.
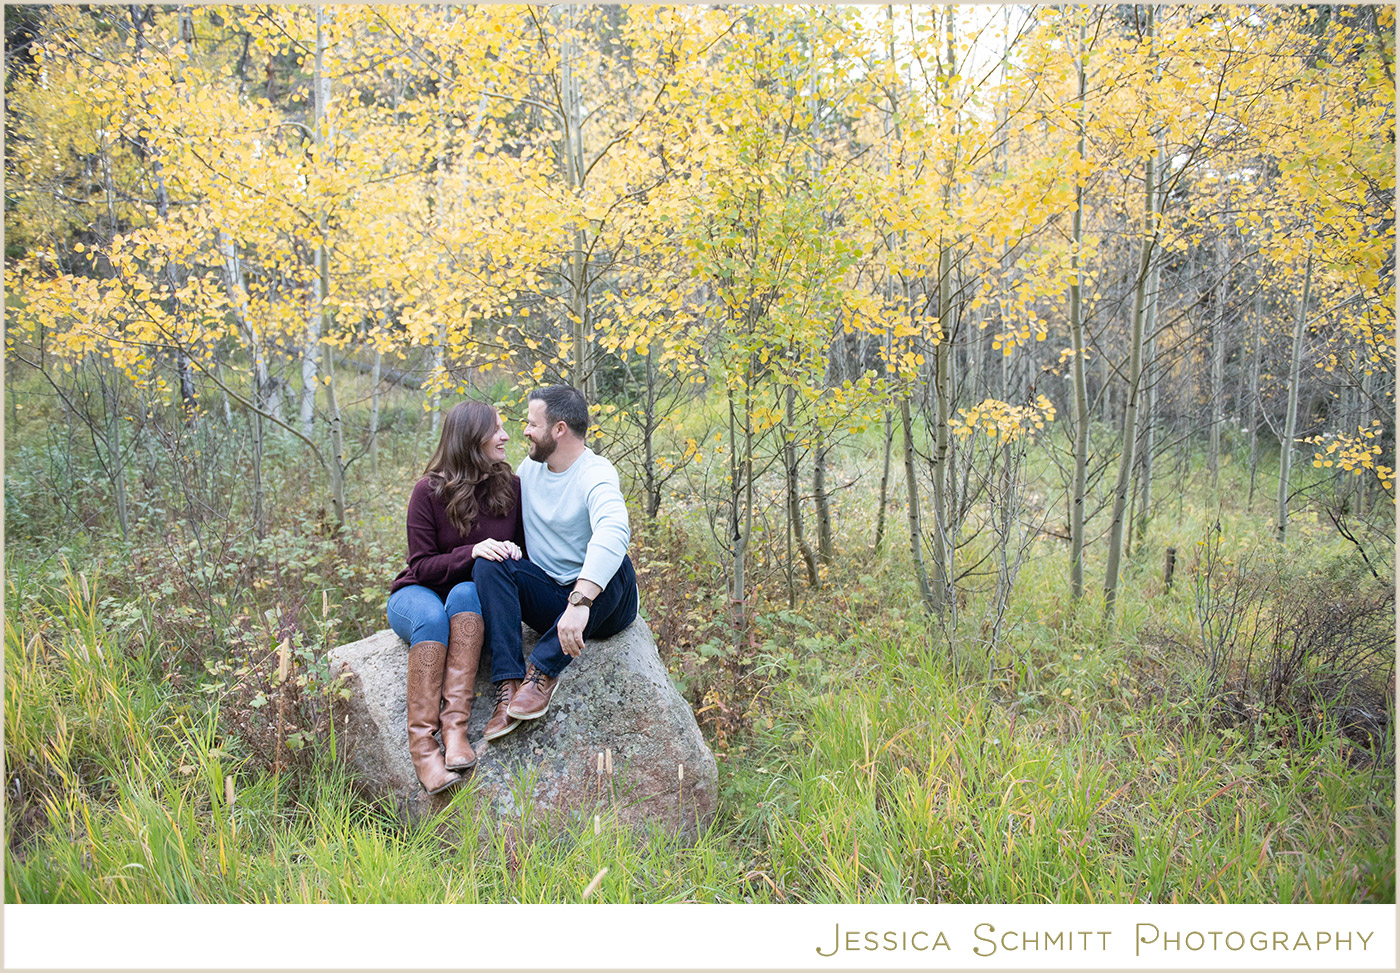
[529,385,590,439]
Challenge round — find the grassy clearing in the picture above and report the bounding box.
[4,567,753,903]
[4,366,1393,904]
[7,497,1391,904]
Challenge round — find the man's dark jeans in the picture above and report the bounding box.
[474,555,638,682]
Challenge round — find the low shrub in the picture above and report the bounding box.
[1152,529,1394,760]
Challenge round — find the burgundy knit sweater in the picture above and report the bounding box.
[388,475,527,601]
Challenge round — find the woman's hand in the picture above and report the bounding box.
[472,539,524,561]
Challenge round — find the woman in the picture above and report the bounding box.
[387,401,526,794]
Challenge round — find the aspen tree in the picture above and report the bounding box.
[557,4,593,398]
[802,31,830,575]
[927,4,958,619]
[96,110,132,541]
[311,8,346,530]
[902,395,937,612]
[1134,177,1165,545]
[871,3,900,556]
[1245,274,1262,507]
[785,380,820,588]
[1103,6,1157,619]
[1208,236,1229,488]
[1068,8,1091,602]
[129,4,198,423]
[1277,238,1315,543]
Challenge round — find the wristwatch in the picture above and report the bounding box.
[568,590,594,608]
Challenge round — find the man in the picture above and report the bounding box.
[474,384,638,740]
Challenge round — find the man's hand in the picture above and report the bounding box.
[557,603,590,657]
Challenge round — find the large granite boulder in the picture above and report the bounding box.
[327,618,717,836]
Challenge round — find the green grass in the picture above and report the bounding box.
[4,564,755,903]
[743,649,1392,902]
[4,362,1394,904]
[8,514,1390,904]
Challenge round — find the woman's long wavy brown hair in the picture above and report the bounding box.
[422,401,515,533]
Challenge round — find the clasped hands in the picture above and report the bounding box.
[471,538,523,561]
[468,539,591,659]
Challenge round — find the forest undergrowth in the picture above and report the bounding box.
[4,370,1394,905]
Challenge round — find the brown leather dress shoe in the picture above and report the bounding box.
[482,679,522,741]
[506,665,559,720]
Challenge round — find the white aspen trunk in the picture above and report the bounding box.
[95,48,133,538]
[559,5,592,399]
[1124,455,1138,562]
[993,441,1014,643]
[643,345,660,518]
[133,6,197,424]
[313,8,345,529]
[178,5,197,416]
[370,348,382,478]
[1068,11,1090,601]
[1277,239,1315,543]
[1343,351,1369,513]
[873,4,899,557]
[1208,237,1228,485]
[1234,275,1251,428]
[216,361,234,426]
[300,314,320,440]
[742,386,754,631]
[1136,338,1157,542]
[300,9,324,441]
[430,320,447,438]
[902,396,937,613]
[295,6,320,442]
[727,381,742,627]
[927,4,957,618]
[160,8,198,423]
[1104,26,1155,618]
[1246,271,1262,506]
[875,409,894,552]
[1356,368,1375,516]
[931,257,952,615]
[996,4,1014,405]
[176,354,196,422]
[808,51,834,566]
[971,305,986,402]
[429,111,449,440]
[324,338,347,529]
[785,384,819,587]
[1135,145,1167,544]
[726,375,756,633]
[813,445,834,564]
[217,232,266,536]
[1099,345,1112,425]
[250,383,266,538]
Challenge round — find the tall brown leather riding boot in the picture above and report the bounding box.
[441,611,483,771]
[406,640,461,795]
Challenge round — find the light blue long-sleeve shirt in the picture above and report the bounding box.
[518,448,631,586]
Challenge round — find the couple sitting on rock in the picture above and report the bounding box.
[385,385,638,794]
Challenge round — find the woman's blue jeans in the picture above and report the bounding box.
[386,582,481,646]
